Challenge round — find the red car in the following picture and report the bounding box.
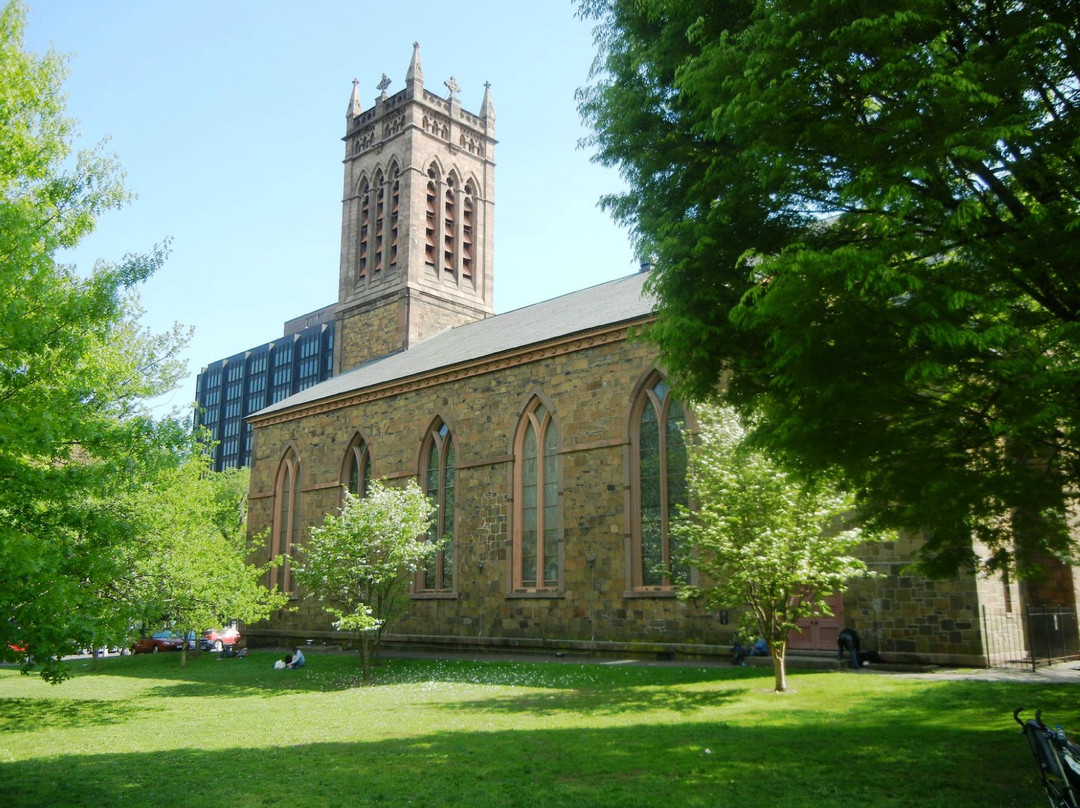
[131,631,185,654]
[202,627,240,651]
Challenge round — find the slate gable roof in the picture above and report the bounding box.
[253,271,655,418]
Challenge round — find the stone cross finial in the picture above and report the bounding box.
[377,73,392,99]
[444,75,460,100]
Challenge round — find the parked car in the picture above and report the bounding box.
[202,627,240,651]
[131,631,185,654]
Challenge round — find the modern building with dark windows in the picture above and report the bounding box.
[195,304,335,470]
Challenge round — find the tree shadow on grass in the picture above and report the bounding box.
[0,697,134,731]
[440,683,748,716]
[4,709,1046,808]
[858,676,1080,729]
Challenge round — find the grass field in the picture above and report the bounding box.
[0,650,1070,807]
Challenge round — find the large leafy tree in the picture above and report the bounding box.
[0,1,189,680]
[294,481,435,681]
[677,405,876,693]
[579,0,1080,577]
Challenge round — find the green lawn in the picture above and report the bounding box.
[0,651,1069,807]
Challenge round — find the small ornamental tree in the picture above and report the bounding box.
[126,458,287,667]
[677,406,883,692]
[294,480,435,681]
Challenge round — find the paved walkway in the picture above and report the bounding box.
[362,646,1080,683]
[890,660,1080,683]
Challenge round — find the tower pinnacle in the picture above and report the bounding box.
[481,81,495,123]
[346,78,362,119]
[406,41,423,87]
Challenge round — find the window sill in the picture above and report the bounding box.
[411,591,458,600]
[624,588,680,599]
[507,589,564,599]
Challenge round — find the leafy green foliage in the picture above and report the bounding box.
[677,405,882,691]
[123,460,287,665]
[0,1,191,681]
[579,0,1080,576]
[294,481,436,679]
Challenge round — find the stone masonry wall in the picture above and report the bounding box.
[249,330,992,663]
[844,532,987,665]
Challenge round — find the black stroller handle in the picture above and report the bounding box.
[1015,707,1049,729]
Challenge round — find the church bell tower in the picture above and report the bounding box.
[335,43,496,372]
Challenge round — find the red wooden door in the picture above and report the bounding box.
[788,594,844,651]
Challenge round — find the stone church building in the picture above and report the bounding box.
[244,46,1075,666]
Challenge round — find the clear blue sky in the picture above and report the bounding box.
[23,1,637,413]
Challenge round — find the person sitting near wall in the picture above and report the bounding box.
[731,639,748,666]
[838,627,861,669]
[288,646,306,669]
[749,637,768,657]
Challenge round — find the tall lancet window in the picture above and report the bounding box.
[443,175,457,278]
[342,434,371,499]
[425,167,438,270]
[373,169,385,273]
[357,178,370,280]
[389,165,400,270]
[462,181,475,282]
[420,420,455,592]
[270,449,301,594]
[514,399,561,591]
[632,374,689,589]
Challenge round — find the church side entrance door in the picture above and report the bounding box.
[788,593,844,651]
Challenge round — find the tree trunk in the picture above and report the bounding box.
[771,643,787,692]
[361,633,371,682]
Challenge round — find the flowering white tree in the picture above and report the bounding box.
[677,405,883,692]
[294,480,435,681]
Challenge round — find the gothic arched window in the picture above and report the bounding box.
[342,433,371,499]
[425,166,438,269]
[373,169,385,273]
[357,178,370,279]
[420,420,455,592]
[271,448,301,594]
[389,164,400,270]
[462,180,476,282]
[631,374,689,589]
[443,175,457,278]
[513,398,561,591]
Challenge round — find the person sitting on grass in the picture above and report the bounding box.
[731,639,747,666]
[288,647,305,669]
